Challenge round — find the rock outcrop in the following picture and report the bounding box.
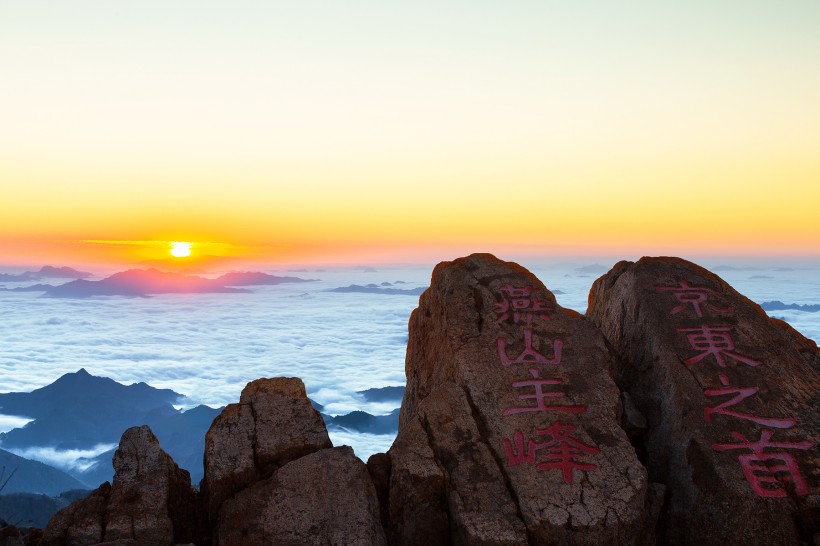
[390,253,652,545]
[202,377,385,545]
[31,254,819,545]
[200,378,332,528]
[587,257,820,545]
[41,426,198,546]
[216,446,385,545]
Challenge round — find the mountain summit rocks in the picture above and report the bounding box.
[202,377,385,545]
[29,254,819,545]
[587,257,819,545]
[390,253,653,545]
[40,425,198,545]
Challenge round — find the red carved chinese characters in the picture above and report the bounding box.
[497,328,563,367]
[502,421,599,484]
[495,284,551,324]
[503,429,536,466]
[677,326,762,368]
[655,280,729,317]
[535,421,600,485]
[704,375,796,429]
[712,430,813,497]
[657,278,812,498]
[495,284,598,484]
[503,368,587,416]
[504,421,601,485]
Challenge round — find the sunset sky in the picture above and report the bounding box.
[2,1,819,267]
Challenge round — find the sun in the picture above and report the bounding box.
[170,241,192,258]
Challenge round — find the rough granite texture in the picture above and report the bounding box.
[29,254,819,546]
[201,377,332,527]
[216,446,386,546]
[40,426,198,546]
[391,253,652,545]
[587,256,820,545]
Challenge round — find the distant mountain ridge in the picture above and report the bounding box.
[0,368,182,450]
[0,266,92,283]
[328,284,426,296]
[0,370,402,492]
[761,300,820,313]
[215,271,317,286]
[1,268,314,298]
[0,449,85,496]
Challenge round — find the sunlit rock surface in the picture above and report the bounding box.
[390,253,651,545]
[587,257,820,545]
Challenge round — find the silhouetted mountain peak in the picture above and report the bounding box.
[215,271,315,286]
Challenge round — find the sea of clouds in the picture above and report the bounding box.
[1,257,818,464]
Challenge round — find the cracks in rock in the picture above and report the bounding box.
[417,412,452,540]
[472,287,485,334]
[418,412,450,483]
[458,385,531,541]
[246,401,262,478]
[98,485,112,545]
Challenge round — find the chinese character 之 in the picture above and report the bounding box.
[704,374,796,429]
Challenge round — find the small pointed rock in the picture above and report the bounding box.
[201,377,332,525]
[40,426,198,546]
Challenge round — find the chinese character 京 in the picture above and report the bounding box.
[677,326,762,368]
[655,280,729,317]
[712,430,813,497]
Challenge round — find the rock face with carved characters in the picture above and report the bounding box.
[587,257,820,545]
[390,253,653,545]
[40,426,198,546]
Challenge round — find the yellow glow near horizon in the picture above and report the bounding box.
[170,242,192,258]
[1,2,819,265]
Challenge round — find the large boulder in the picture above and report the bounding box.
[216,446,386,545]
[587,257,819,545]
[201,377,332,525]
[390,253,651,545]
[41,426,198,545]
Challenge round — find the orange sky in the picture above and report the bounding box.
[2,2,819,267]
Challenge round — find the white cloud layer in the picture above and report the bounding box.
[6,444,117,473]
[0,414,33,434]
[1,260,818,461]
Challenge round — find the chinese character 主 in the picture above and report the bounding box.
[502,368,587,416]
